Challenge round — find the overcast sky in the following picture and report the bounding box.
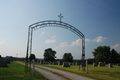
[0,0,120,59]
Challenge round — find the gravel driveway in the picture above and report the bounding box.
[35,65,93,80]
[17,62,65,80]
[17,62,93,80]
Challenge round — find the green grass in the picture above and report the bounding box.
[0,62,46,80]
[36,63,120,80]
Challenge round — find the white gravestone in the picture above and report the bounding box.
[76,62,80,66]
[93,63,97,67]
[108,63,113,68]
[40,60,43,64]
[57,61,62,65]
[69,62,72,66]
[72,62,75,65]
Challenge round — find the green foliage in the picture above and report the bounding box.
[110,49,120,64]
[43,48,56,62]
[29,54,35,62]
[87,58,95,64]
[62,53,73,62]
[92,46,120,63]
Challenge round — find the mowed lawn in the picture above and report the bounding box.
[36,63,120,80]
[0,62,46,80]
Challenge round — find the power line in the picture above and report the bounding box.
[83,0,120,16]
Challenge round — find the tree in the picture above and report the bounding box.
[29,54,35,62]
[119,52,120,56]
[92,46,120,64]
[110,49,119,64]
[62,53,73,62]
[118,52,120,62]
[92,46,111,63]
[43,48,56,62]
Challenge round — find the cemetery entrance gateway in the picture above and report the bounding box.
[25,14,85,73]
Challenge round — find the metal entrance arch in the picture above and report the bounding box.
[25,20,85,73]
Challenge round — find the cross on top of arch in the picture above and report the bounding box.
[58,13,63,22]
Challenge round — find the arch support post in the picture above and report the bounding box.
[25,26,30,73]
[25,26,33,74]
[82,36,85,71]
[82,36,85,60]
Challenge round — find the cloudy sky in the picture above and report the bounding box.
[0,0,120,59]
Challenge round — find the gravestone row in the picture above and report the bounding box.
[0,56,11,67]
[38,60,120,68]
[93,62,120,68]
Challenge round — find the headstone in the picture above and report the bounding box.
[93,63,97,67]
[98,62,105,66]
[5,56,13,62]
[50,62,52,65]
[62,62,70,67]
[0,58,8,67]
[76,62,80,66]
[40,60,43,64]
[69,62,72,65]
[43,61,45,64]
[57,61,62,65]
[45,62,48,64]
[108,63,113,68]
[6,59,11,64]
[72,62,76,65]
[52,62,58,65]
[37,60,40,63]
[104,62,106,65]
[81,62,86,67]
[117,63,120,66]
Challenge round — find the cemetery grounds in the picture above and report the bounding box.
[36,63,120,80]
[0,62,46,80]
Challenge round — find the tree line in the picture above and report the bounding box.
[10,45,120,64]
[43,48,73,62]
[43,46,120,64]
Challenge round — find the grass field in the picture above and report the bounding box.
[36,63,120,80]
[0,62,46,80]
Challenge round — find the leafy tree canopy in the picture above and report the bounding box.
[29,54,35,62]
[62,53,73,62]
[92,46,120,63]
[43,48,56,62]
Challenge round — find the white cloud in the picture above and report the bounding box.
[71,39,81,46]
[45,39,56,44]
[41,31,45,34]
[111,44,119,48]
[60,42,70,47]
[54,42,70,51]
[51,36,56,39]
[85,36,106,43]
[0,42,5,46]
[85,39,91,42]
[54,39,82,51]
[92,36,106,42]
[111,44,120,52]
